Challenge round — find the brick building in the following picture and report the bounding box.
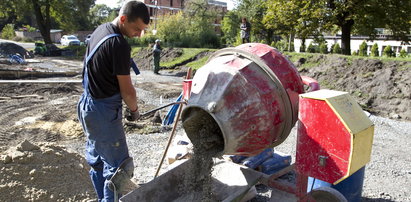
[138,0,227,35]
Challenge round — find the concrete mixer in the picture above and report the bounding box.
[121,43,374,202]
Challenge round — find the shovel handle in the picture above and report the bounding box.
[140,101,186,118]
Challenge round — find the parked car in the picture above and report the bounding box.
[60,35,81,46]
[84,34,91,45]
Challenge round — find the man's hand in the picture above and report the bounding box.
[125,108,140,121]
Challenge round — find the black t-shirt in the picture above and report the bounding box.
[84,22,131,99]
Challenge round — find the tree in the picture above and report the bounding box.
[319,43,328,54]
[324,0,410,55]
[383,45,394,57]
[89,4,114,29]
[183,0,220,48]
[307,42,316,53]
[263,0,326,50]
[1,0,94,44]
[332,43,342,54]
[1,24,16,39]
[263,0,411,55]
[371,43,379,57]
[358,41,368,56]
[156,12,189,46]
[399,49,407,58]
[237,0,275,43]
[221,11,240,45]
[52,0,95,31]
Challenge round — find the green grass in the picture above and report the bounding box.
[284,51,411,62]
[186,55,211,70]
[299,61,319,70]
[160,48,214,68]
[284,52,315,62]
[61,45,87,59]
[399,64,411,71]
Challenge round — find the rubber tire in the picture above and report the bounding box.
[306,186,347,202]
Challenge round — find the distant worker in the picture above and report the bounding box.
[240,17,251,43]
[77,1,149,201]
[152,39,162,74]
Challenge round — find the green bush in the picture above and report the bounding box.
[155,12,220,48]
[383,45,395,57]
[19,25,37,32]
[140,34,157,46]
[332,43,342,54]
[399,49,407,58]
[198,29,220,48]
[359,41,368,56]
[319,43,328,54]
[64,45,86,57]
[1,24,16,40]
[352,50,358,56]
[307,42,317,53]
[274,40,286,51]
[371,43,379,57]
[270,41,276,48]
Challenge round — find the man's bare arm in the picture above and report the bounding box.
[117,75,138,111]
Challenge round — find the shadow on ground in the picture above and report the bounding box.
[362,198,396,202]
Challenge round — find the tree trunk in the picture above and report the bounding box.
[266,29,273,45]
[31,0,52,44]
[288,33,294,52]
[300,38,306,52]
[340,19,354,55]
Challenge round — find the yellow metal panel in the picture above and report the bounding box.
[333,126,374,185]
[349,126,374,175]
[325,92,373,135]
[301,89,373,135]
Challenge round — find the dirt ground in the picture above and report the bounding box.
[0,43,410,201]
[291,54,411,120]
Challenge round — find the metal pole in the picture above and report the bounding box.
[154,101,184,178]
[153,68,192,178]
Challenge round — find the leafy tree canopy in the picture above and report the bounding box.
[263,0,411,55]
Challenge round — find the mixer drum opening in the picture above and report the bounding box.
[182,107,225,155]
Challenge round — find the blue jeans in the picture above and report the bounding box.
[77,93,130,202]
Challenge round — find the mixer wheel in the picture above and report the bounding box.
[305,187,347,202]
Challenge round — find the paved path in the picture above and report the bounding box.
[0,38,35,49]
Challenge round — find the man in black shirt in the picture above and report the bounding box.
[77,1,149,201]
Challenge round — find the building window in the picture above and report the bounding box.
[150,8,153,16]
[170,0,173,7]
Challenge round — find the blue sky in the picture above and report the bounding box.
[95,0,235,10]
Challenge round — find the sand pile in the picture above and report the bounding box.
[0,140,95,202]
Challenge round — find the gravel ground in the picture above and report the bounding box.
[65,70,411,201]
[121,112,411,201]
[1,64,409,201]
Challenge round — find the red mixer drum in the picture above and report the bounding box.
[182,43,304,156]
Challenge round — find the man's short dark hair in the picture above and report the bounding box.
[120,1,150,24]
